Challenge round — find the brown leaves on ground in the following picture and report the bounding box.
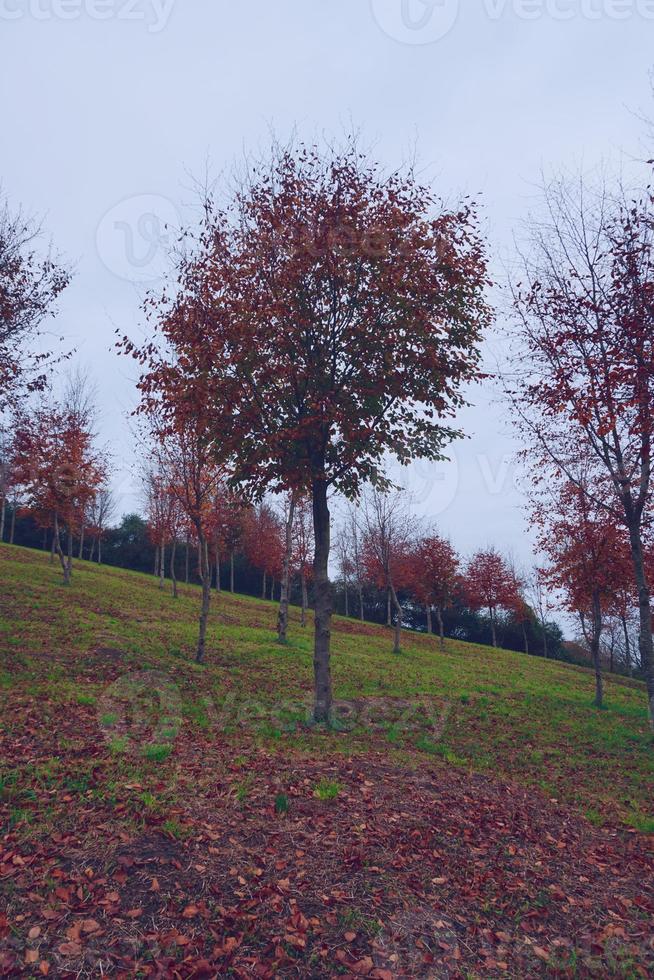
[1,750,653,978]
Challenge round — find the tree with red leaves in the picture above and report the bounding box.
[243,502,284,601]
[535,477,633,707]
[0,194,69,412]
[361,490,416,654]
[148,417,224,662]
[464,549,518,649]
[123,139,491,720]
[143,462,184,597]
[13,400,105,584]
[509,172,654,728]
[408,533,460,650]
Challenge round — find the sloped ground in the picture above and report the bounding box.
[0,545,653,977]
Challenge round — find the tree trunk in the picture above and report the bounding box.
[89,536,96,563]
[522,622,529,655]
[344,578,349,618]
[590,590,604,709]
[625,521,654,728]
[542,621,549,659]
[53,514,72,585]
[277,495,296,644]
[9,500,16,545]
[154,546,159,577]
[436,605,445,652]
[78,526,85,560]
[622,615,633,677]
[311,477,333,724]
[50,526,57,565]
[185,538,190,584]
[301,571,308,627]
[426,605,432,635]
[170,537,178,599]
[270,576,275,601]
[358,583,364,622]
[389,580,402,654]
[0,493,5,542]
[489,608,497,648]
[230,550,235,593]
[215,545,221,591]
[159,538,166,589]
[262,570,267,600]
[196,534,211,664]
[98,536,102,564]
[386,588,392,627]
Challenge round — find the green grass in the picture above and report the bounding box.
[0,542,652,829]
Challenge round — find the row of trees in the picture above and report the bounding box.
[2,130,653,729]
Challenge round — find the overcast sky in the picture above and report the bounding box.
[2,0,653,569]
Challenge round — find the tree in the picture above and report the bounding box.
[0,193,69,412]
[464,549,517,649]
[13,400,105,584]
[87,488,116,564]
[123,138,491,721]
[534,477,633,708]
[509,172,654,728]
[148,417,224,662]
[407,533,459,650]
[243,502,284,601]
[361,489,415,654]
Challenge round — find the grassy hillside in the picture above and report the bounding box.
[1,543,653,978]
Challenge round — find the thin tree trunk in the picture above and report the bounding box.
[196,534,211,664]
[50,526,57,565]
[358,582,364,622]
[170,537,178,599]
[426,605,432,635]
[53,514,71,585]
[622,615,633,678]
[625,521,654,728]
[386,588,392,627]
[78,526,85,560]
[436,605,445,651]
[230,550,235,593]
[301,571,308,627]
[185,538,190,584]
[215,544,221,591]
[89,537,96,563]
[389,581,402,654]
[66,527,73,584]
[311,477,333,724]
[0,493,5,542]
[9,499,16,545]
[277,495,296,644]
[262,570,267,600]
[98,536,102,564]
[159,538,165,589]
[522,622,529,655]
[344,578,349,618]
[154,546,159,577]
[591,591,604,709]
[489,608,497,648]
[542,621,549,659]
[270,576,275,601]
